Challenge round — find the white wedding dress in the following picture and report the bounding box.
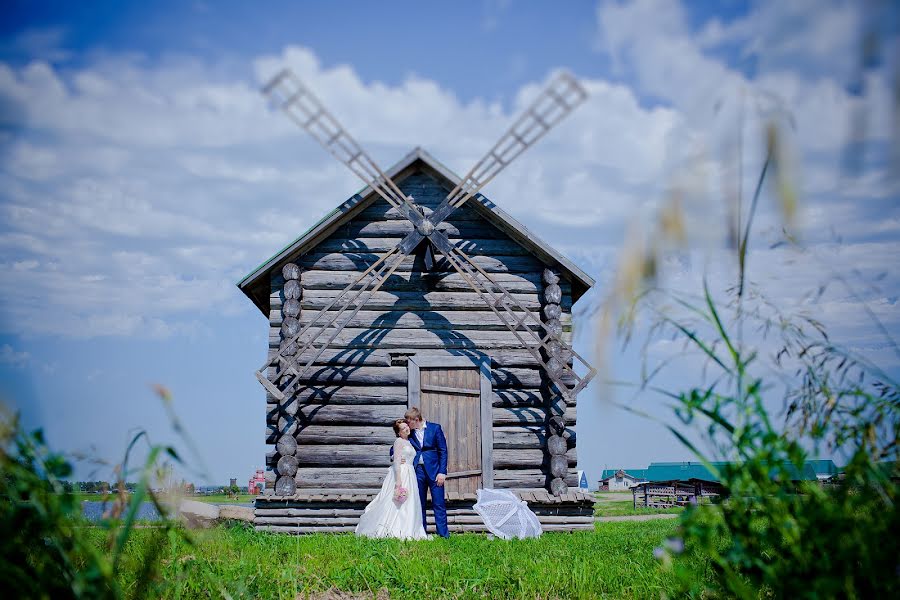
[355,438,427,540]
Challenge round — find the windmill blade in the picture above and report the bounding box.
[427,230,595,400]
[255,243,416,400]
[427,71,588,228]
[263,68,424,227]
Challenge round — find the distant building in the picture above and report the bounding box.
[229,478,237,489]
[645,462,721,483]
[806,459,839,481]
[599,469,646,490]
[248,469,265,495]
[601,459,829,491]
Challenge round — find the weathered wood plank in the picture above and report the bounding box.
[494,448,576,469]
[316,237,532,257]
[493,469,577,488]
[295,425,395,445]
[283,386,407,407]
[300,253,542,274]
[272,348,560,369]
[255,488,378,500]
[269,328,567,350]
[255,525,358,533]
[291,310,568,332]
[338,219,501,239]
[270,445,575,469]
[357,202,481,222]
[293,404,405,425]
[290,290,566,312]
[294,467,386,488]
[493,426,547,449]
[491,388,543,407]
[273,348,394,368]
[255,516,361,526]
[274,367,549,389]
[286,366,407,386]
[298,270,571,295]
[493,405,576,426]
[278,385,567,412]
[286,403,572,426]
[255,508,366,517]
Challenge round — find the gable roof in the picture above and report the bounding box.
[645,461,819,482]
[806,459,839,476]
[600,469,646,480]
[237,147,595,316]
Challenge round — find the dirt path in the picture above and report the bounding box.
[596,513,680,522]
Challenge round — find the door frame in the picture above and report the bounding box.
[407,352,494,488]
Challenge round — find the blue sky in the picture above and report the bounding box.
[1,1,898,486]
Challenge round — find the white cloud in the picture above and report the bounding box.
[592,0,899,350]
[596,0,893,154]
[0,9,896,355]
[696,0,864,81]
[0,45,678,339]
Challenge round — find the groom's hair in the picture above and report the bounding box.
[392,419,407,436]
[404,407,422,422]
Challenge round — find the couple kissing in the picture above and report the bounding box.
[354,407,449,539]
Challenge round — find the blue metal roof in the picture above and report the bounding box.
[601,460,826,483]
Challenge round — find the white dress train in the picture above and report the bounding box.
[355,438,427,540]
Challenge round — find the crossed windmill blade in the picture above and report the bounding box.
[256,68,596,403]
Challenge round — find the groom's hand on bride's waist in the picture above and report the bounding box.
[436,474,446,486]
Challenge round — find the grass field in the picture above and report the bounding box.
[191,493,256,504]
[104,520,708,599]
[593,492,684,518]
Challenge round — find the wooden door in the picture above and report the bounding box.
[419,367,482,494]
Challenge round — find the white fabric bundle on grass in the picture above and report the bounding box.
[472,489,542,539]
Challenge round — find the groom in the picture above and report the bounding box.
[404,407,449,538]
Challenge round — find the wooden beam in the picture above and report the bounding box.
[480,355,494,489]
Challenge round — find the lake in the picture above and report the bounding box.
[81,500,252,521]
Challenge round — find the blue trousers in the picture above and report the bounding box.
[415,464,448,537]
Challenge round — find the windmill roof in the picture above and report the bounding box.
[237,147,595,315]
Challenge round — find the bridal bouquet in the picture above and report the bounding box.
[393,486,408,504]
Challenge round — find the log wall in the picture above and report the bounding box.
[263,170,579,494]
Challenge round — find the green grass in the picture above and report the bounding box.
[102,521,710,599]
[190,493,256,504]
[593,493,684,518]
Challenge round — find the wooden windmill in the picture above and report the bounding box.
[240,69,598,533]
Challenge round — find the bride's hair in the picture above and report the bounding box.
[392,418,407,436]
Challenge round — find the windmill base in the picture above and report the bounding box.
[253,489,595,534]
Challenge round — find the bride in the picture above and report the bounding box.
[355,419,427,540]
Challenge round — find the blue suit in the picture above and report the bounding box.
[408,421,449,537]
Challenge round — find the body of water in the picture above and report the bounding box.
[81,500,162,521]
[81,500,253,521]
